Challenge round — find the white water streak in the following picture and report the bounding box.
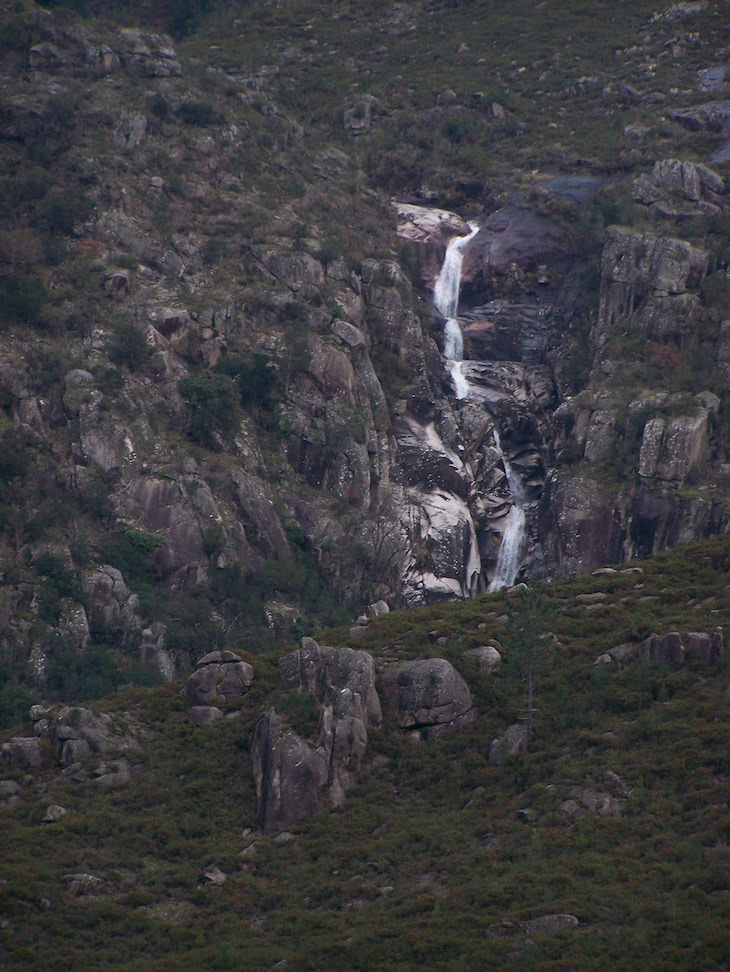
[443,319,464,361]
[434,224,479,319]
[488,429,527,591]
[448,360,471,400]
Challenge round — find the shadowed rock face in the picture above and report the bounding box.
[249,709,328,833]
[461,207,572,296]
[183,651,254,708]
[647,631,685,670]
[379,657,474,734]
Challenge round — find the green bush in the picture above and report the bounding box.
[108,320,150,372]
[214,353,279,409]
[318,235,343,265]
[36,189,92,237]
[178,101,224,127]
[178,373,240,447]
[0,274,47,325]
[200,237,229,266]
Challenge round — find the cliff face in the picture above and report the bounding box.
[2,0,730,705]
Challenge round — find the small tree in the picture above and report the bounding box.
[504,584,558,745]
[178,373,240,448]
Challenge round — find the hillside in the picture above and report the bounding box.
[1,536,730,970]
[2,0,730,714]
[1,2,730,964]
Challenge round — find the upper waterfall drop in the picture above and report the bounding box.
[434,223,479,320]
[435,223,479,402]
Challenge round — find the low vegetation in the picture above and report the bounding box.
[1,537,729,971]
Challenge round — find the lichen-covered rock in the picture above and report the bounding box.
[524,914,579,935]
[583,411,617,465]
[62,738,92,766]
[655,412,710,482]
[687,630,712,663]
[6,736,43,771]
[638,418,667,478]
[279,638,323,693]
[249,709,328,832]
[189,706,224,726]
[320,646,381,728]
[279,641,381,728]
[94,758,132,788]
[43,804,67,823]
[380,658,474,734]
[183,651,254,708]
[63,872,102,896]
[488,723,528,766]
[464,645,501,673]
[598,229,708,345]
[394,202,470,246]
[647,631,685,670]
[0,779,22,806]
[539,471,623,577]
[83,565,142,635]
[343,95,377,135]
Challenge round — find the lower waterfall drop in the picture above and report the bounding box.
[488,430,527,592]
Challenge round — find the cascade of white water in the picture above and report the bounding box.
[488,505,526,593]
[492,429,526,505]
[434,224,478,319]
[449,360,471,400]
[435,224,479,406]
[443,319,463,361]
[488,429,527,592]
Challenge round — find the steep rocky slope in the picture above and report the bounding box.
[2,0,730,711]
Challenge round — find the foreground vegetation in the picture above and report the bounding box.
[2,537,729,971]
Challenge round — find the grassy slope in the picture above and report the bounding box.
[1,536,729,971]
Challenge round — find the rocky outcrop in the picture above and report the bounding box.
[597,228,708,344]
[540,471,624,577]
[14,704,144,786]
[633,159,726,219]
[686,627,723,666]
[279,639,381,729]
[4,736,43,771]
[83,565,142,636]
[524,914,579,935]
[249,708,328,832]
[394,203,470,246]
[343,95,377,136]
[183,650,254,710]
[380,658,474,737]
[277,640,380,806]
[252,641,479,827]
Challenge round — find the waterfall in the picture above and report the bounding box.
[443,319,463,361]
[435,224,479,403]
[434,224,478,319]
[449,361,471,400]
[488,429,527,592]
